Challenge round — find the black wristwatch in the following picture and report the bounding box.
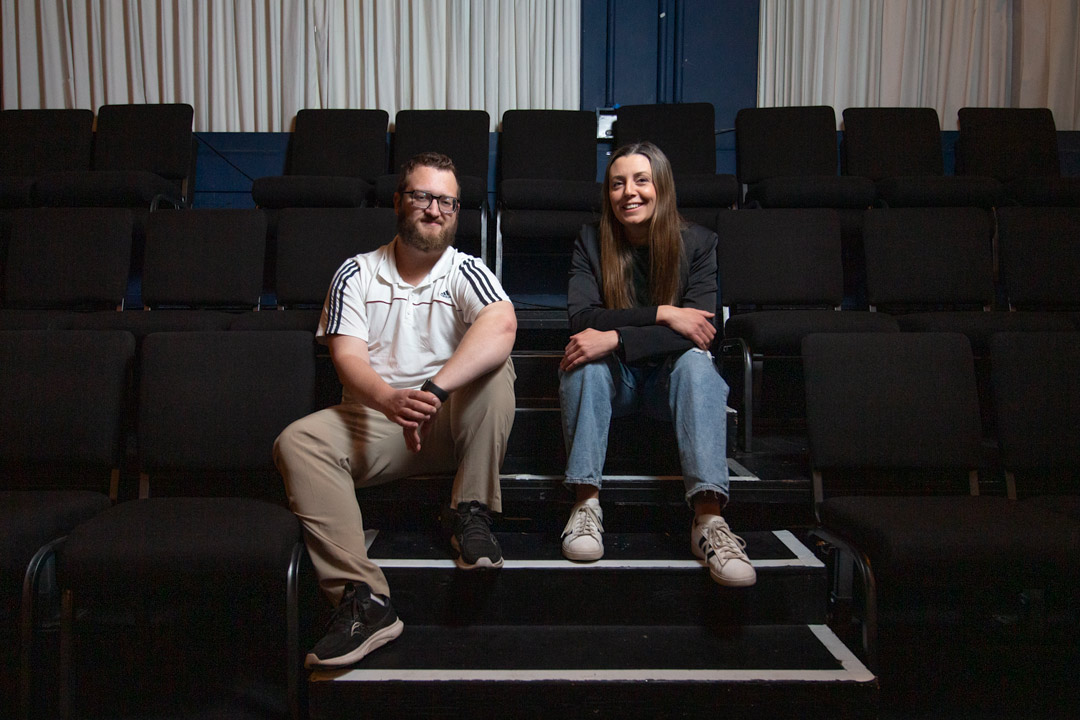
[615,330,626,361]
[420,379,449,403]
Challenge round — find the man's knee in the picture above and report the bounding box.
[274,413,327,473]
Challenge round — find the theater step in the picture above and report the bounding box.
[373,529,827,627]
[307,623,877,720]
[353,467,815,534]
[505,407,741,477]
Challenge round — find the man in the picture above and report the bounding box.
[274,152,517,669]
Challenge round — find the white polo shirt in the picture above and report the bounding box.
[317,238,509,398]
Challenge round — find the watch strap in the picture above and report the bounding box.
[420,379,449,403]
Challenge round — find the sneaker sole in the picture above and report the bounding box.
[451,536,504,570]
[304,618,404,669]
[691,544,757,588]
[561,542,604,562]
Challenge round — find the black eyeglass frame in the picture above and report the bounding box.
[402,190,460,214]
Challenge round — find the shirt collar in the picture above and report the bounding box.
[375,237,456,288]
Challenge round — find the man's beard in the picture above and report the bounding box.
[397,211,456,253]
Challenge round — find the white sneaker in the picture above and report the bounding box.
[561,498,604,561]
[691,515,756,587]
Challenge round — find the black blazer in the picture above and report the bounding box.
[566,222,718,365]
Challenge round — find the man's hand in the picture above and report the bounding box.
[560,328,619,372]
[381,388,441,429]
[657,305,716,350]
[384,388,442,453]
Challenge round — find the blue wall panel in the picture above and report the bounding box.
[192,132,289,209]
[580,0,758,129]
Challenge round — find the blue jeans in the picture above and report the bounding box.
[559,348,730,506]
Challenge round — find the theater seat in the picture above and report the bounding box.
[0,330,134,718]
[52,331,317,720]
[803,332,1080,671]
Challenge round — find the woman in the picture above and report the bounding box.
[558,141,755,587]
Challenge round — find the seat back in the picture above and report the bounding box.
[390,109,490,186]
[3,208,133,310]
[141,209,266,309]
[716,208,844,307]
[842,107,943,180]
[990,332,1080,488]
[735,106,839,184]
[956,107,1060,180]
[275,207,397,307]
[863,207,994,309]
[138,331,316,475]
[802,332,983,473]
[996,207,1080,310]
[501,109,597,183]
[0,330,133,481]
[0,109,94,176]
[288,109,389,180]
[614,103,716,176]
[93,104,195,182]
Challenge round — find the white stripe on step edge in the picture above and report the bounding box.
[375,532,821,570]
[377,558,808,570]
[810,624,876,682]
[772,530,825,568]
[314,626,873,683]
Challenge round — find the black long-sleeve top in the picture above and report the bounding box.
[566,222,719,365]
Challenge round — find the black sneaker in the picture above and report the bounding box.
[450,500,504,569]
[304,582,404,669]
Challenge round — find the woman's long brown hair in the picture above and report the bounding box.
[598,141,685,309]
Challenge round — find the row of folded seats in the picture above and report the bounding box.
[4,104,1077,287]
[2,327,1076,712]
[3,203,1076,449]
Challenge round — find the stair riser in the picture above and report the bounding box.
[384,567,827,626]
[310,676,877,720]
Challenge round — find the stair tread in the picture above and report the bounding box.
[369,529,823,569]
[310,623,873,682]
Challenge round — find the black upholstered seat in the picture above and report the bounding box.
[996,207,1080,312]
[375,110,490,261]
[957,107,1080,207]
[54,330,316,720]
[0,208,134,330]
[35,104,195,211]
[63,209,267,338]
[496,109,600,302]
[251,109,389,209]
[0,330,133,717]
[863,207,1075,354]
[803,332,1080,671]
[231,206,396,332]
[990,331,1080,508]
[0,109,94,210]
[841,107,1004,208]
[735,106,875,210]
[717,208,899,449]
[614,103,739,229]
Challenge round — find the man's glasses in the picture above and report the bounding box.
[403,190,459,214]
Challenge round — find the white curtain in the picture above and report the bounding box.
[758,0,1079,130]
[0,0,580,131]
[1012,0,1080,129]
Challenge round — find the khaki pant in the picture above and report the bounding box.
[274,358,515,600]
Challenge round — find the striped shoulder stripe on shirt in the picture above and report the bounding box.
[460,257,501,306]
[325,260,360,335]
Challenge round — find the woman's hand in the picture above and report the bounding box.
[656,305,716,350]
[560,328,620,372]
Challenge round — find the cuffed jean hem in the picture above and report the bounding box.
[563,476,603,491]
[685,482,729,510]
